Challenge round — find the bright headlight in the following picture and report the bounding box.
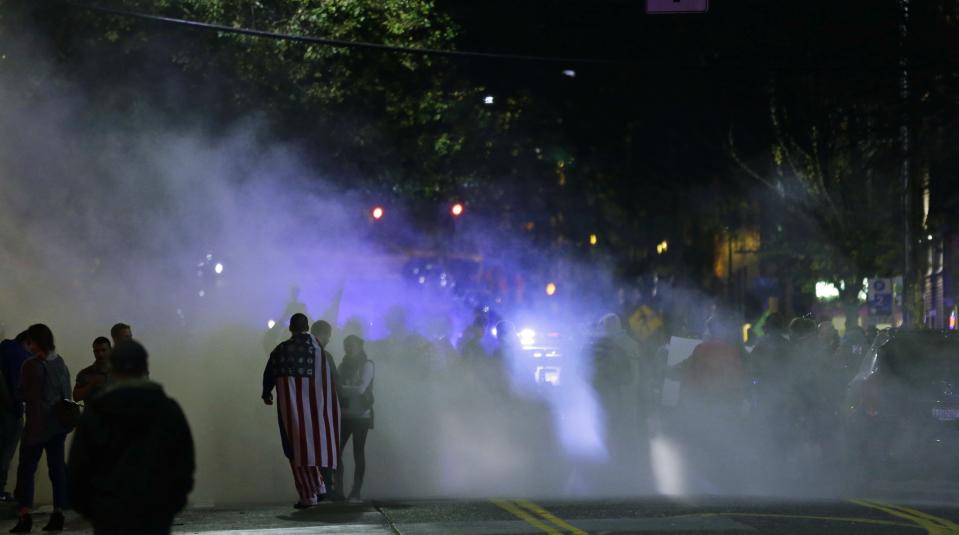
[519,328,536,347]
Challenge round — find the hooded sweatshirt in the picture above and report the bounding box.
[68,380,194,530]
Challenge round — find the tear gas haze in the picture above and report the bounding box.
[0,39,628,505]
[2,23,955,509]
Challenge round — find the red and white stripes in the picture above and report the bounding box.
[290,464,325,504]
[275,335,340,471]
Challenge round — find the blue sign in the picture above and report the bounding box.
[868,278,893,316]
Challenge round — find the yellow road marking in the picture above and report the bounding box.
[515,499,589,535]
[493,499,562,535]
[849,499,943,534]
[676,512,919,529]
[850,499,959,534]
[877,502,959,532]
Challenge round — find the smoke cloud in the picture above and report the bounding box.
[3,17,953,510]
[0,28,631,506]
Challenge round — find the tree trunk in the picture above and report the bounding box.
[843,299,860,333]
[840,277,862,333]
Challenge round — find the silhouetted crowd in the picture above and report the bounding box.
[587,306,881,492]
[0,299,883,533]
[0,323,194,534]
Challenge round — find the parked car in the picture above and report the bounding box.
[842,330,959,485]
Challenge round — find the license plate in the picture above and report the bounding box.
[932,407,959,421]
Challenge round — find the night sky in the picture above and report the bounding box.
[5,0,957,285]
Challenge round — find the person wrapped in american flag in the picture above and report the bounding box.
[262,313,340,508]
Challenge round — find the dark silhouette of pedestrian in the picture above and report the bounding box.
[11,324,72,533]
[335,335,374,503]
[0,331,30,503]
[108,323,132,347]
[310,320,339,498]
[68,340,194,535]
[73,337,112,403]
[750,313,788,412]
[262,314,340,508]
[783,317,831,456]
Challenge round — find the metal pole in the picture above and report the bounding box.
[900,0,912,327]
[727,227,733,301]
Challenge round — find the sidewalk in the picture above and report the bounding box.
[0,503,396,534]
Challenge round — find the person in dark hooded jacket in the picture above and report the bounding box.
[68,340,194,535]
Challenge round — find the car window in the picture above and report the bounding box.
[882,337,959,386]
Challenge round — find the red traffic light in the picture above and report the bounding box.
[371,206,385,220]
[450,202,464,217]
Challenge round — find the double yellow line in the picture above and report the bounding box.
[493,499,588,535]
[851,499,959,534]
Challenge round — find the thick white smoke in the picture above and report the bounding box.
[8,20,941,510]
[0,38,635,505]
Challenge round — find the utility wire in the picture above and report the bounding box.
[64,2,957,73]
[66,1,633,66]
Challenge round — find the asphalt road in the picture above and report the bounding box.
[7,494,958,534]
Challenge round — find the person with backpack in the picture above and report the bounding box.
[334,335,374,503]
[68,340,194,535]
[11,324,72,533]
[590,313,642,466]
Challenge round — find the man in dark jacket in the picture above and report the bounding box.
[0,331,29,502]
[68,340,194,535]
[310,320,339,496]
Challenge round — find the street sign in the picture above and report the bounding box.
[868,278,893,316]
[646,0,709,14]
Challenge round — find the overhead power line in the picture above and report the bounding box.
[64,2,958,73]
[66,1,632,66]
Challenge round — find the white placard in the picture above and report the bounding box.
[662,336,701,407]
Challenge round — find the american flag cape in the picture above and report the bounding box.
[266,333,340,471]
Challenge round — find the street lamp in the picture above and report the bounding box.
[371,206,385,221]
[589,234,598,246]
[450,202,465,217]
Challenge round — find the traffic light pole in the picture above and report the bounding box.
[899,0,913,327]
